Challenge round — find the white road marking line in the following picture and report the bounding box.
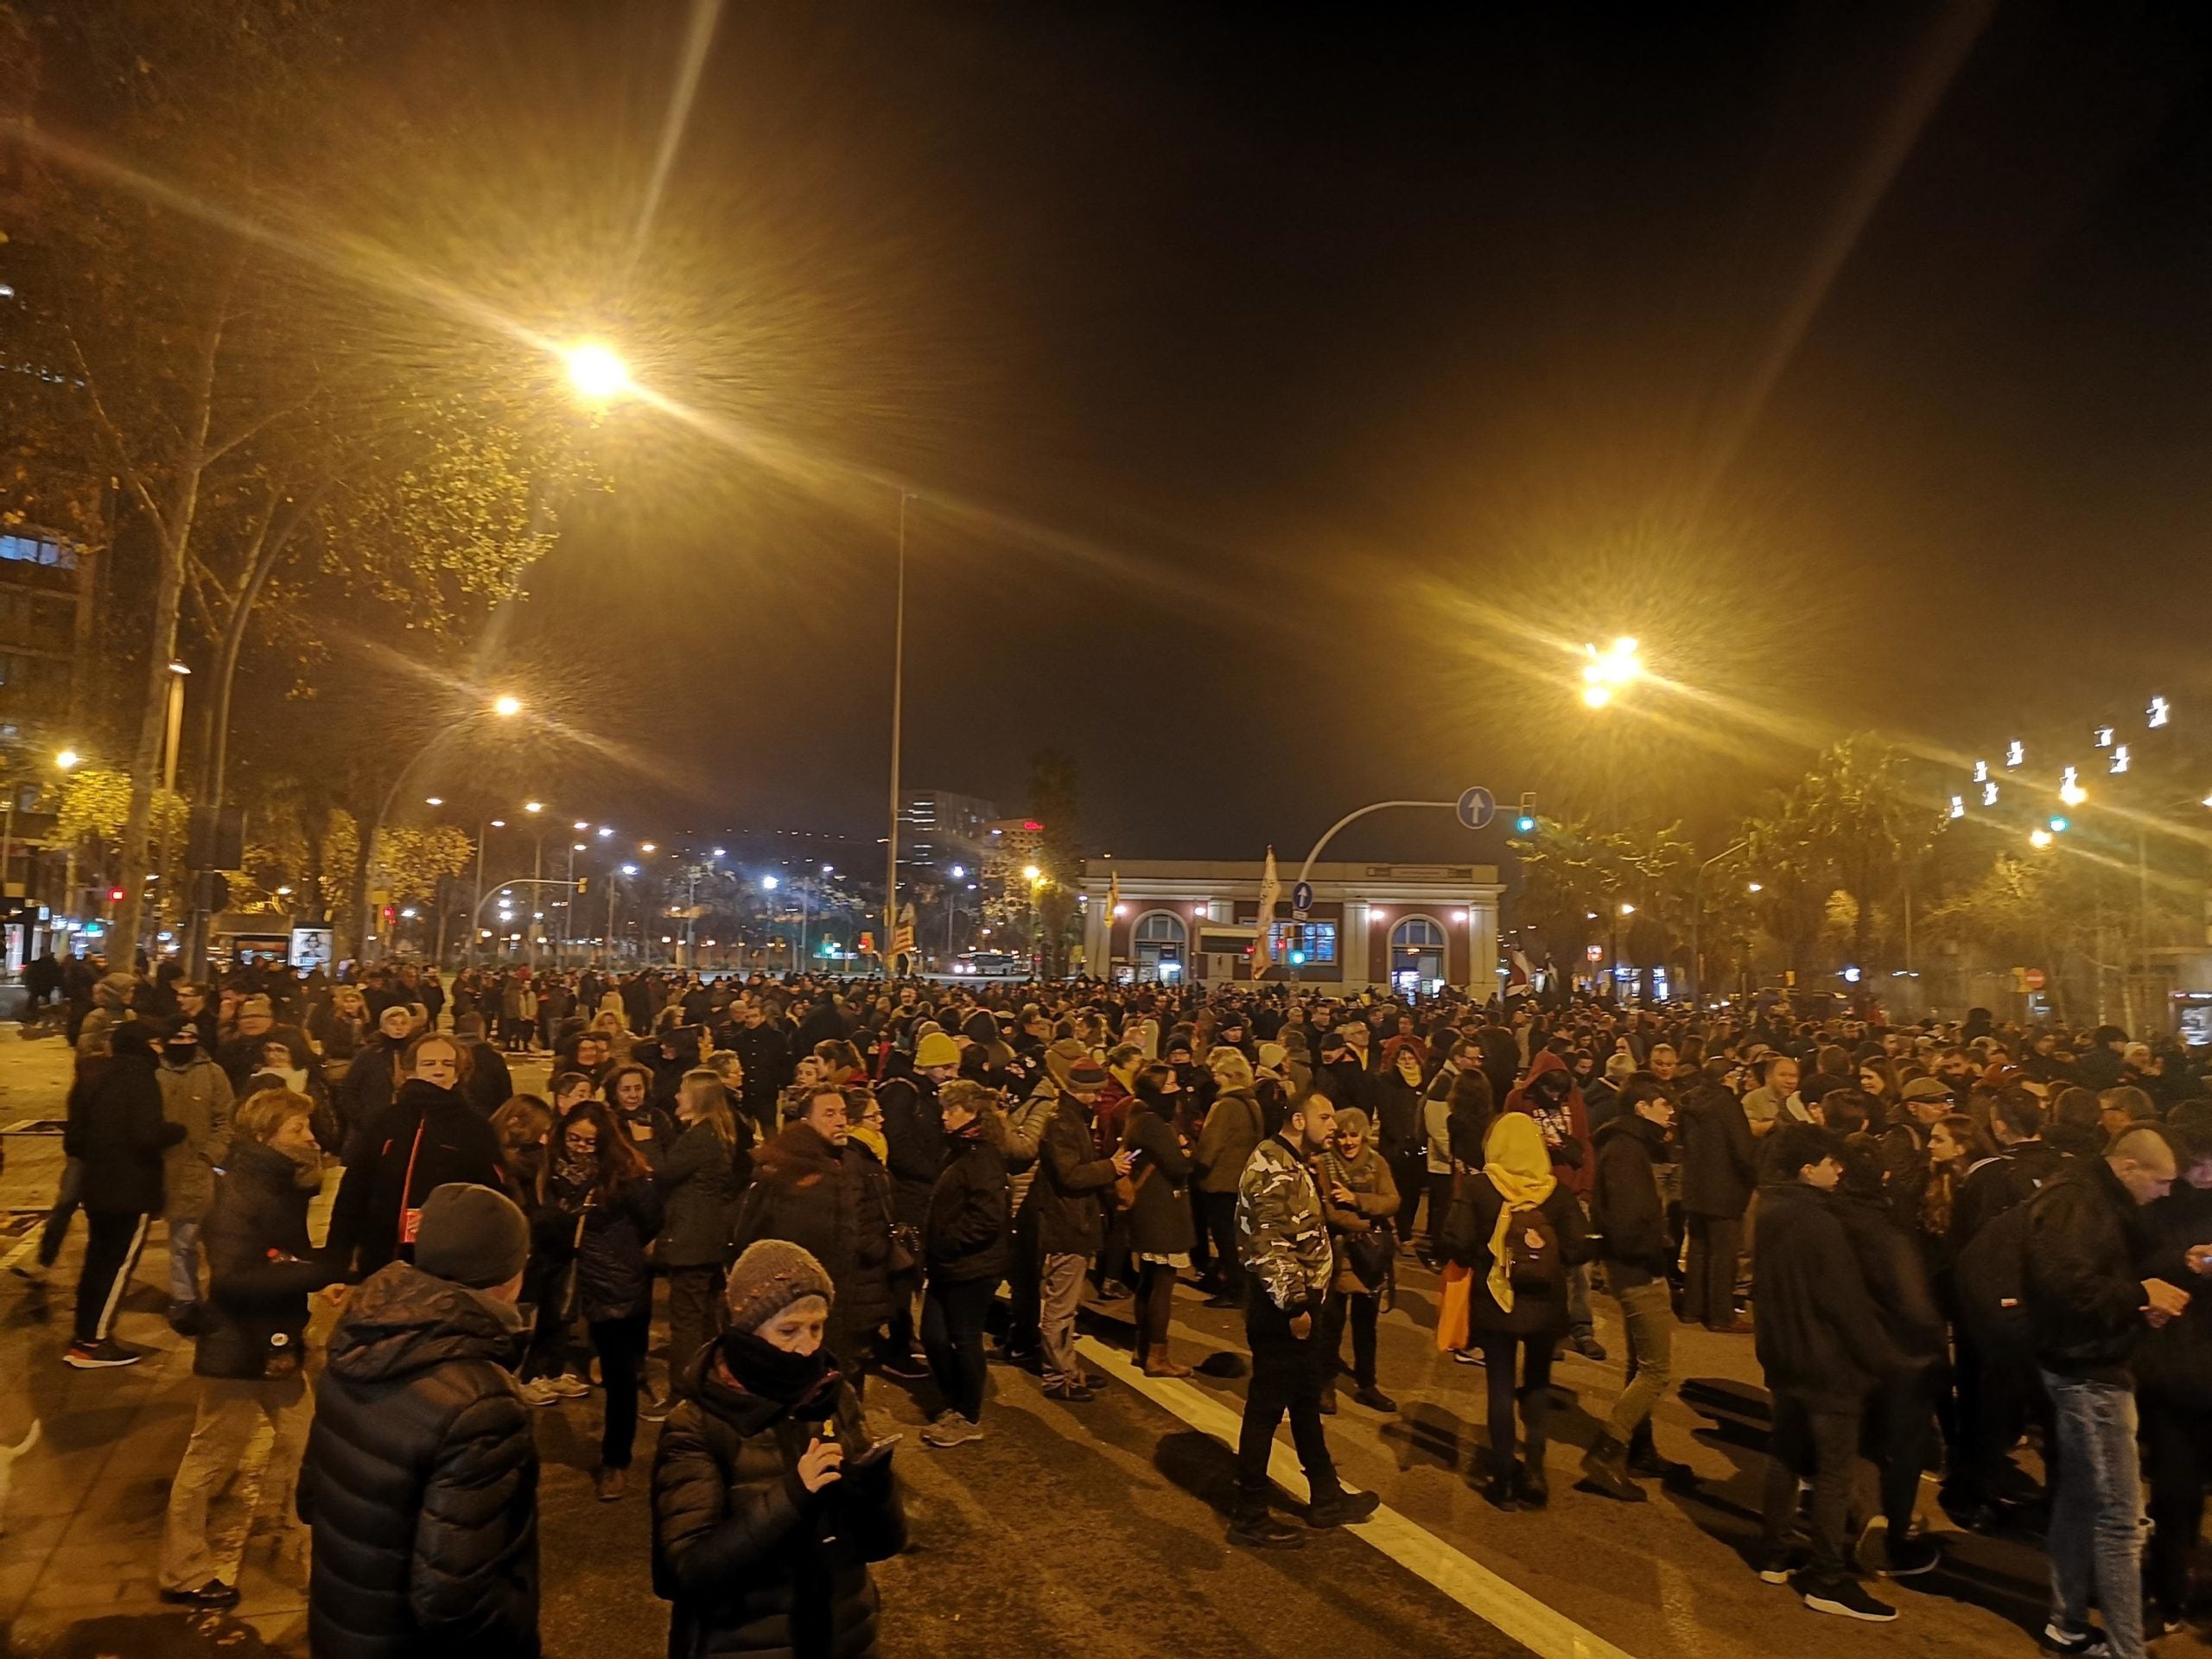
[1,1228,41,1272]
[1077,1334,1639,1659]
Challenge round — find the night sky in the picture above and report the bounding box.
[413,2,2212,861]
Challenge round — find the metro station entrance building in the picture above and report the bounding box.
[1078,859,1504,996]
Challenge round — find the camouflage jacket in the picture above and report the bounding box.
[1236,1134,1332,1315]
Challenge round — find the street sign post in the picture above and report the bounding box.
[1456,786,1496,830]
[2024,966,2047,991]
[1291,880,1313,920]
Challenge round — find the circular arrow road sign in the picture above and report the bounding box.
[1456,786,1496,830]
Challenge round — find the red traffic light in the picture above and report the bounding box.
[106,887,125,903]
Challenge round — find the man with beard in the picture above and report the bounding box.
[1228,1090,1380,1548]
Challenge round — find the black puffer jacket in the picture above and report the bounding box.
[652,1347,906,1658]
[1677,1083,1758,1220]
[197,1139,328,1381]
[67,1027,185,1216]
[297,1262,537,1659]
[923,1123,1009,1284]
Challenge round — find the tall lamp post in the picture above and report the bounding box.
[1689,839,1750,1007]
[359,693,523,963]
[885,491,916,976]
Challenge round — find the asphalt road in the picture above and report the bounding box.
[0,1028,2117,1659]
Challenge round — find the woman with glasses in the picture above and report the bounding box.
[549,1100,662,1501]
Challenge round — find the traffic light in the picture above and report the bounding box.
[107,887,125,903]
[577,876,589,894]
[1515,791,1538,835]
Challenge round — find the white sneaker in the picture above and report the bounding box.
[517,1377,563,1408]
[550,1373,591,1398]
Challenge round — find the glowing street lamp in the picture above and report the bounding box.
[493,694,523,719]
[2030,829,2054,849]
[54,747,80,771]
[564,340,632,404]
[1580,637,1643,709]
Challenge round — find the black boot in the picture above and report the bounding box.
[1626,1423,1695,1488]
[1227,1483,1304,1549]
[1484,1457,1522,1511]
[1519,1460,1550,1510]
[1577,1432,1649,1503]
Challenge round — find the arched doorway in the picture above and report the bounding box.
[1132,910,1187,982]
[1389,914,1447,994]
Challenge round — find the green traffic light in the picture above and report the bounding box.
[1516,815,1537,834]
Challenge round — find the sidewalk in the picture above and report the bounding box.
[0,1033,553,1658]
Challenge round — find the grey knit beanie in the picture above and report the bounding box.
[725,1239,836,1332]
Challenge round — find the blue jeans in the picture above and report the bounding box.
[167,1218,204,1309]
[2041,1370,2146,1659]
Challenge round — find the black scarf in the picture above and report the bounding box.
[717,1328,841,1414]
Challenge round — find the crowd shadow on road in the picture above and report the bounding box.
[1673,1374,2050,1645]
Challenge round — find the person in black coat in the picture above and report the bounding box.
[548,1100,664,1501]
[296,1183,539,1659]
[652,1241,906,1659]
[1580,1084,1688,1502]
[918,1082,1009,1446]
[1122,1067,1197,1376]
[160,1089,334,1604]
[65,1020,186,1366]
[326,1034,507,1283]
[2022,1127,2183,1659]
[722,1006,791,1138]
[340,1005,420,1158]
[1834,1135,1948,1578]
[732,1090,879,1374]
[1459,1113,1591,1510]
[1750,1124,1904,1619]
[2135,1108,2212,1632]
[1677,1074,1758,1332]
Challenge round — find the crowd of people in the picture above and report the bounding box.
[10,952,2211,1657]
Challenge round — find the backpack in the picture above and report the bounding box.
[1504,1201,1565,1294]
[1953,1192,2037,1359]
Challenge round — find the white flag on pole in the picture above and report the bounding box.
[1255,845,1281,969]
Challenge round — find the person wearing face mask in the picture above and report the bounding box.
[157,1019,237,1334]
[651,1240,908,1659]
[157,1089,334,1609]
[325,1033,506,1282]
[299,1182,541,1659]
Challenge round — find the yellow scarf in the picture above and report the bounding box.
[846,1122,889,1164]
[1482,1114,1557,1314]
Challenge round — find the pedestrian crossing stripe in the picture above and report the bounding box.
[1077,1334,1640,1659]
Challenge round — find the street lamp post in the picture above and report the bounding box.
[885,492,915,976]
[359,695,522,964]
[1690,839,1750,1007]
